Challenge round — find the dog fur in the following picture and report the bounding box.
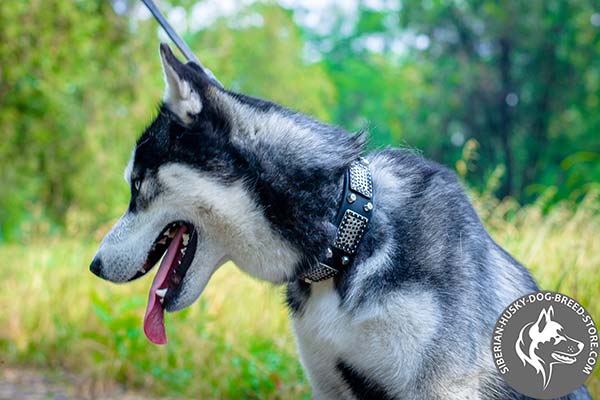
[90,44,591,399]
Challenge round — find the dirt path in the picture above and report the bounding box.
[0,367,158,400]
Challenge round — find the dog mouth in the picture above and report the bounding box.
[130,221,198,345]
[127,221,197,286]
[552,351,578,364]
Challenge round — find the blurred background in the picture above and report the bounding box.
[0,0,599,398]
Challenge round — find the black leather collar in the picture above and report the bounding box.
[301,158,374,283]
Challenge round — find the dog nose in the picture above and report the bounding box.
[89,257,103,277]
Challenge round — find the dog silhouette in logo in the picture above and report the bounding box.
[515,306,584,389]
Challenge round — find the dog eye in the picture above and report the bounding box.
[553,336,564,344]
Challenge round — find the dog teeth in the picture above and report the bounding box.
[156,288,167,298]
[182,233,189,246]
[139,266,146,274]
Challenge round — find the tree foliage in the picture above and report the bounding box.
[308,0,600,201]
[0,0,159,240]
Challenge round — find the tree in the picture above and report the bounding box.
[398,0,600,201]
[0,0,159,239]
[298,0,600,202]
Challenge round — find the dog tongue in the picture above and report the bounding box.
[143,225,186,345]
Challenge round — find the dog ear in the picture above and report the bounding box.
[535,307,551,333]
[159,43,202,124]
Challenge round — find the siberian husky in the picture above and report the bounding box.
[90,44,591,399]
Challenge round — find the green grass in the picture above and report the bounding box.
[0,193,599,398]
[0,242,307,399]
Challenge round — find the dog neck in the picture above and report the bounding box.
[210,88,368,282]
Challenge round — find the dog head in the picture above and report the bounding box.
[515,306,583,388]
[89,44,302,344]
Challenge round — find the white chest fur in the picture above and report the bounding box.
[291,281,354,399]
[291,281,442,399]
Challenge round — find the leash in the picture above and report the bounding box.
[300,158,374,283]
[140,0,223,88]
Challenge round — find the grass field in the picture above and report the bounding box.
[0,192,599,399]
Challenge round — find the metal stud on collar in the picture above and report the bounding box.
[333,210,368,254]
[349,161,373,198]
[303,263,338,283]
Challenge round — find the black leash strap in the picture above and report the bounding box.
[141,0,199,64]
[140,0,223,88]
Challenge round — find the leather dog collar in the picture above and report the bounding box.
[301,158,374,283]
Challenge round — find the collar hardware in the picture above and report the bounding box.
[301,158,374,284]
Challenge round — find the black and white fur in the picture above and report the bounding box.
[90,44,591,399]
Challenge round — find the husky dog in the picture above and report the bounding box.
[516,306,584,390]
[89,44,591,399]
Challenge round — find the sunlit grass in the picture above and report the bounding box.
[476,191,600,398]
[0,193,598,398]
